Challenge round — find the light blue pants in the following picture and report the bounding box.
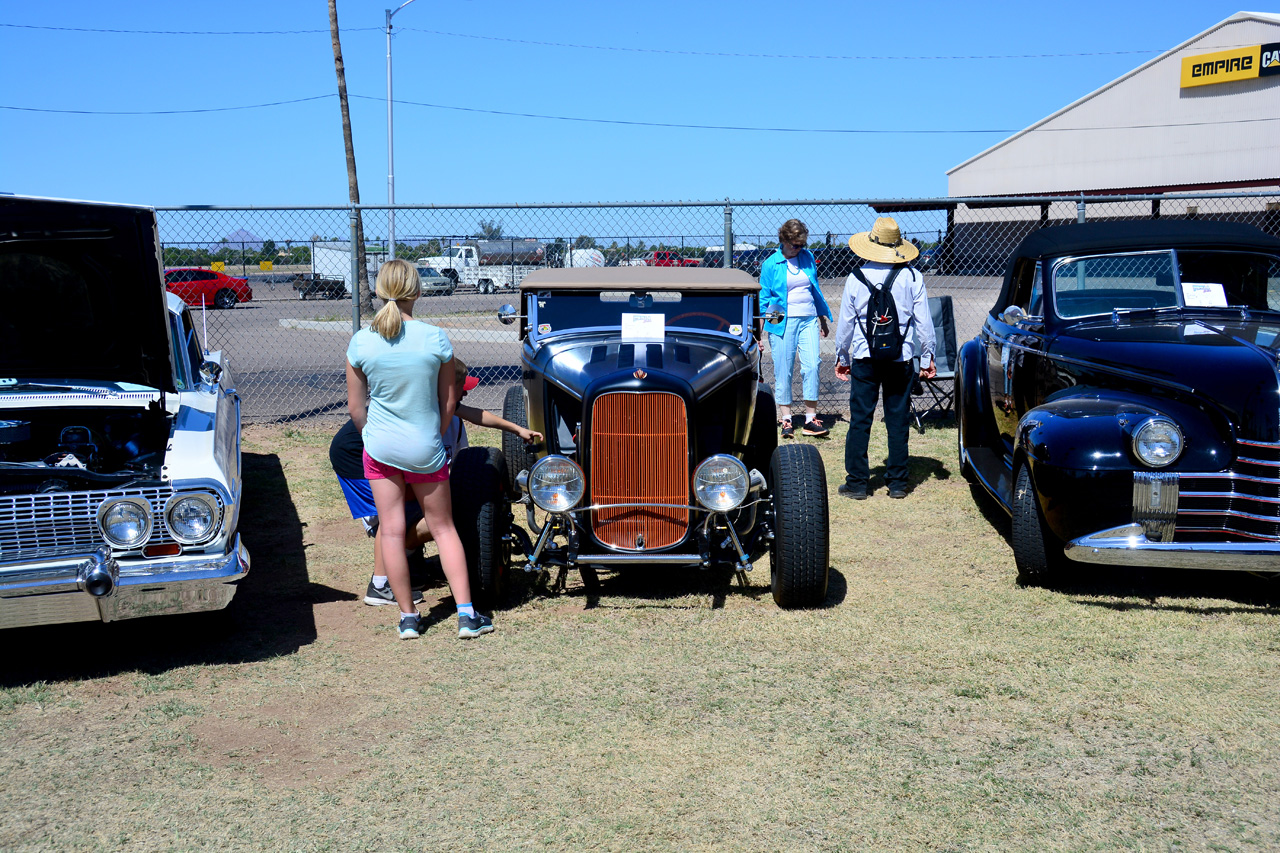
[770,315,821,407]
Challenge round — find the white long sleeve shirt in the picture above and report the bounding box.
[833,262,935,366]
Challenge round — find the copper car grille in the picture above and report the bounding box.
[590,392,689,550]
[0,486,198,563]
[1177,438,1280,541]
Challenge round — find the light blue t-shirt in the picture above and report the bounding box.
[346,320,453,474]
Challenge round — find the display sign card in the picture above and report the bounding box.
[1181,282,1228,307]
[621,313,665,342]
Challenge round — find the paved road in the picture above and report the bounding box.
[211,274,1000,422]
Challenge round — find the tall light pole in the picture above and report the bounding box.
[386,0,417,259]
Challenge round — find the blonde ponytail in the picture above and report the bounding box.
[370,258,421,340]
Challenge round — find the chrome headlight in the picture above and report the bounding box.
[693,454,749,511]
[165,493,221,545]
[97,497,153,549]
[1132,417,1183,467]
[528,455,585,512]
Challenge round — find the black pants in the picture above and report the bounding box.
[844,358,914,490]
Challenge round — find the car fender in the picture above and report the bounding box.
[956,337,996,452]
[1016,391,1229,473]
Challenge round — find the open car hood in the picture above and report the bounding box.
[0,196,175,392]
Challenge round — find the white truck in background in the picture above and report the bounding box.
[417,240,546,294]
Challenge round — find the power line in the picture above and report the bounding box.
[6,94,1280,136]
[0,95,334,115]
[398,28,1171,60]
[0,22,379,35]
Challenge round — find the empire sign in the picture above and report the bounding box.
[1180,43,1280,88]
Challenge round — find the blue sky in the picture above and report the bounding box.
[0,1,1256,207]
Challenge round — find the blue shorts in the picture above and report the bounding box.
[337,476,423,535]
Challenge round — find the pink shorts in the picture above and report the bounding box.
[362,450,448,483]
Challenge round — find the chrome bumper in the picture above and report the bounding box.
[0,534,250,629]
[1065,524,1280,571]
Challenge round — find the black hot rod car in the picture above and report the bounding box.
[956,219,1280,582]
[475,267,830,608]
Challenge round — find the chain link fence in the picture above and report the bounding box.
[155,192,1280,423]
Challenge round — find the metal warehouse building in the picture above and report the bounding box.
[940,11,1280,272]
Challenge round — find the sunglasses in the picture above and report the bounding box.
[786,241,808,250]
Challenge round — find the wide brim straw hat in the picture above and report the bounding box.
[848,217,919,264]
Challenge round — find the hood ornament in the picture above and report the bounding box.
[633,369,647,379]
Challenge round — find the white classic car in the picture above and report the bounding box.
[0,196,250,629]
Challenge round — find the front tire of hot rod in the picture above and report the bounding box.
[768,443,830,608]
[450,446,510,607]
[501,385,536,497]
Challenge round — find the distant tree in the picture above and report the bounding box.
[475,219,504,239]
[262,239,277,257]
[573,235,597,249]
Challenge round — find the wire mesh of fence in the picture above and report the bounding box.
[155,192,1280,424]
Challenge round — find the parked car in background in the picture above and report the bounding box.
[643,250,702,267]
[488,267,831,609]
[164,267,252,309]
[810,246,861,280]
[957,220,1280,585]
[416,265,457,296]
[0,196,250,629]
[917,246,941,271]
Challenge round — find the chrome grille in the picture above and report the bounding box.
[0,487,187,560]
[590,391,689,550]
[1177,438,1280,541]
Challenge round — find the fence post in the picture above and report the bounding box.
[350,207,362,335]
[1077,196,1087,224]
[723,200,733,269]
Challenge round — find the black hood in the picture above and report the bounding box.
[1056,315,1280,440]
[0,197,175,392]
[528,332,752,400]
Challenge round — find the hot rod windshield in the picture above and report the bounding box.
[529,290,750,339]
[1052,250,1280,319]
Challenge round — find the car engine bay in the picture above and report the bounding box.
[0,407,170,493]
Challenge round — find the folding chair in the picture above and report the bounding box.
[911,295,958,432]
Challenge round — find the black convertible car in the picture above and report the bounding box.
[477,267,830,608]
[956,220,1280,583]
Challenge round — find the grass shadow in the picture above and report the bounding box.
[0,451,350,687]
[1056,567,1280,611]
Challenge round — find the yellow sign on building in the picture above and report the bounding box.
[1180,43,1280,88]
[211,261,225,272]
[259,261,273,271]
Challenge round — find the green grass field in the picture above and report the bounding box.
[2,421,1278,851]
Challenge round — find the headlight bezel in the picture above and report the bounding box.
[692,454,750,512]
[527,454,586,513]
[164,492,223,545]
[1130,416,1184,468]
[96,497,154,549]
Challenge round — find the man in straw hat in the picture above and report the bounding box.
[832,217,936,500]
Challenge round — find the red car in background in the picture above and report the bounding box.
[164,268,253,309]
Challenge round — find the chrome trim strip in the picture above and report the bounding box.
[1179,491,1280,504]
[1176,526,1280,542]
[1234,455,1280,467]
[1178,507,1280,524]
[577,553,705,566]
[1065,524,1280,570]
[1235,438,1280,449]
[1179,472,1280,485]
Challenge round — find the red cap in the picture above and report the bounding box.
[462,375,480,391]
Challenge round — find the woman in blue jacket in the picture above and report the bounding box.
[759,218,834,437]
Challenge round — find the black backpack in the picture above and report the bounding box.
[852,266,908,361]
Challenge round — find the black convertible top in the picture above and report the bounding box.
[992,220,1280,317]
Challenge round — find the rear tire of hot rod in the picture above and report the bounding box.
[768,443,830,608]
[502,385,536,497]
[1012,463,1063,586]
[451,446,510,608]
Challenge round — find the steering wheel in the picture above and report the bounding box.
[666,311,733,332]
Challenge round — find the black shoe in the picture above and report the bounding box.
[365,578,424,607]
[801,418,829,437]
[837,484,868,500]
[780,419,795,439]
[458,612,495,639]
[888,487,908,499]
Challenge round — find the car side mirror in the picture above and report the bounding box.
[497,304,522,326]
[198,360,223,391]
[999,305,1028,325]
[756,310,784,324]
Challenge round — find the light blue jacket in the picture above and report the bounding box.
[758,248,834,339]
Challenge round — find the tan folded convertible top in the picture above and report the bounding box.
[520,267,760,292]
